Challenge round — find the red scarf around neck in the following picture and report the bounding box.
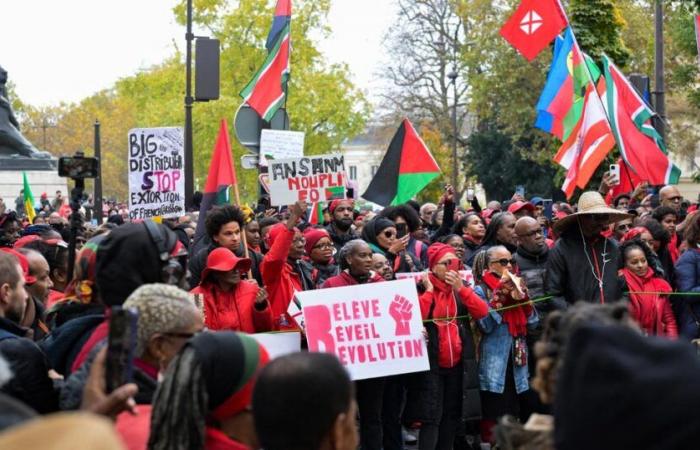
[482,271,531,337]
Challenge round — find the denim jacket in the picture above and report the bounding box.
[474,285,538,394]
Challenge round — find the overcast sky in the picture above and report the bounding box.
[0,0,396,107]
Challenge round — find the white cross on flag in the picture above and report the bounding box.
[500,0,568,61]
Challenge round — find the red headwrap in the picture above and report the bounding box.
[0,248,36,284]
[622,227,650,243]
[328,199,353,215]
[303,228,330,255]
[427,243,456,270]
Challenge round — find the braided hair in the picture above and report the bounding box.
[148,346,208,450]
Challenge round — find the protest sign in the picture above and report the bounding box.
[298,279,429,380]
[127,127,185,220]
[251,332,301,360]
[268,154,347,206]
[395,270,474,286]
[260,130,305,166]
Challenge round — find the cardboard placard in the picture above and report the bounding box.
[298,279,429,380]
[268,154,346,206]
[127,127,185,220]
[260,129,305,165]
[251,332,302,360]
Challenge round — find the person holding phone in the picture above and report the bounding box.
[379,204,428,269]
[405,243,488,450]
[361,217,420,273]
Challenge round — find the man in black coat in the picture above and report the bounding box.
[325,199,358,254]
[0,251,58,414]
[545,192,630,307]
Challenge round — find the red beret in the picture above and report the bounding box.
[0,248,37,284]
[329,199,354,214]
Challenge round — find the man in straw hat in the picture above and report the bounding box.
[545,191,632,307]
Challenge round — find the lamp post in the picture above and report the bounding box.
[184,0,194,211]
[447,68,459,189]
[654,0,665,141]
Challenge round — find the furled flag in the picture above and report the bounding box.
[599,55,681,186]
[308,202,324,225]
[362,119,441,207]
[193,119,238,245]
[22,172,35,223]
[535,28,601,141]
[266,0,291,52]
[553,75,616,198]
[500,0,568,61]
[240,23,290,122]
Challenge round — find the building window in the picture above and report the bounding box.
[349,165,357,180]
[371,165,379,177]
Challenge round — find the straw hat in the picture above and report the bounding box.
[553,191,632,233]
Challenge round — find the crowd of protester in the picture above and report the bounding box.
[1,176,700,450]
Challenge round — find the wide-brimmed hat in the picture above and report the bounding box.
[553,191,632,233]
[201,247,251,283]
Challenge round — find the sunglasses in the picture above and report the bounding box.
[382,230,396,238]
[494,258,516,267]
[616,223,632,231]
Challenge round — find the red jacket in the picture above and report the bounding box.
[261,227,303,330]
[190,280,272,333]
[419,273,489,368]
[321,270,384,288]
[622,268,678,338]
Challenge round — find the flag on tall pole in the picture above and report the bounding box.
[22,172,35,223]
[362,119,441,207]
[193,119,238,244]
[499,0,568,61]
[240,23,290,122]
[599,55,681,185]
[266,0,292,52]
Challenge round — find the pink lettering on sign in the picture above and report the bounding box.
[304,305,335,353]
[336,339,424,365]
[332,299,381,321]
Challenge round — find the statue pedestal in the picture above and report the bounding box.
[0,158,67,210]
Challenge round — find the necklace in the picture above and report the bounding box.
[579,222,608,301]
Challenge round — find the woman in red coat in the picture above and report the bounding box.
[619,241,678,338]
[190,247,272,333]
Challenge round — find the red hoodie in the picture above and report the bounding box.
[419,273,489,368]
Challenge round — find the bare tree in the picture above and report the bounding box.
[381,0,470,190]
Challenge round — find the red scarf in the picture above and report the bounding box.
[482,271,531,337]
[462,235,481,246]
[622,267,672,335]
[668,234,680,263]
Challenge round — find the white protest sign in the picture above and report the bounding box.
[396,270,474,286]
[251,332,301,360]
[260,130,305,166]
[127,127,185,220]
[298,279,429,380]
[268,154,347,206]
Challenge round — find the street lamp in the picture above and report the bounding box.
[447,68,459,189]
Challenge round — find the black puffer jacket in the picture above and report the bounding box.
[514,245,549,308]
[325,223,358,254]
[544,230,623,308]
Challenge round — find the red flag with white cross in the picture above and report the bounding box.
[500,0,568,61]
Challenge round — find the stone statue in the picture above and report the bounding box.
[0,65,50,159]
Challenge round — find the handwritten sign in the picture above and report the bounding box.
[298,279,429,380]
[268,154,347,206]
[127,127,185,220]
[260,129,305,161]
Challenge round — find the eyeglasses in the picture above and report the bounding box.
[313,242,334,250]
[494,258,516,266]
[616,223,632,231]
[382,230,396,238]
[668,196,682,202]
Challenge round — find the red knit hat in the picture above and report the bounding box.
[0,248,37,284]
[303,227,330,255]
[201,247,252,283]
[328,199,353,214]
[621,227,650,243]
[426,242,457,270]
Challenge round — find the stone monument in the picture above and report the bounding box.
[0,65,65,205]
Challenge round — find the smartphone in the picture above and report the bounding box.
[466,188,475,202]
[515,185,525,197]
[609,164,621,185]
[396,222,408,239]
[105,307,138,393]
[542,199,554,221]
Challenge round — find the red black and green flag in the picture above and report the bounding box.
[308,202,324,225]
[362,119,441,206]
[194,119,238,244]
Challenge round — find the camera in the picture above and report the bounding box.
[58,153,99,179]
